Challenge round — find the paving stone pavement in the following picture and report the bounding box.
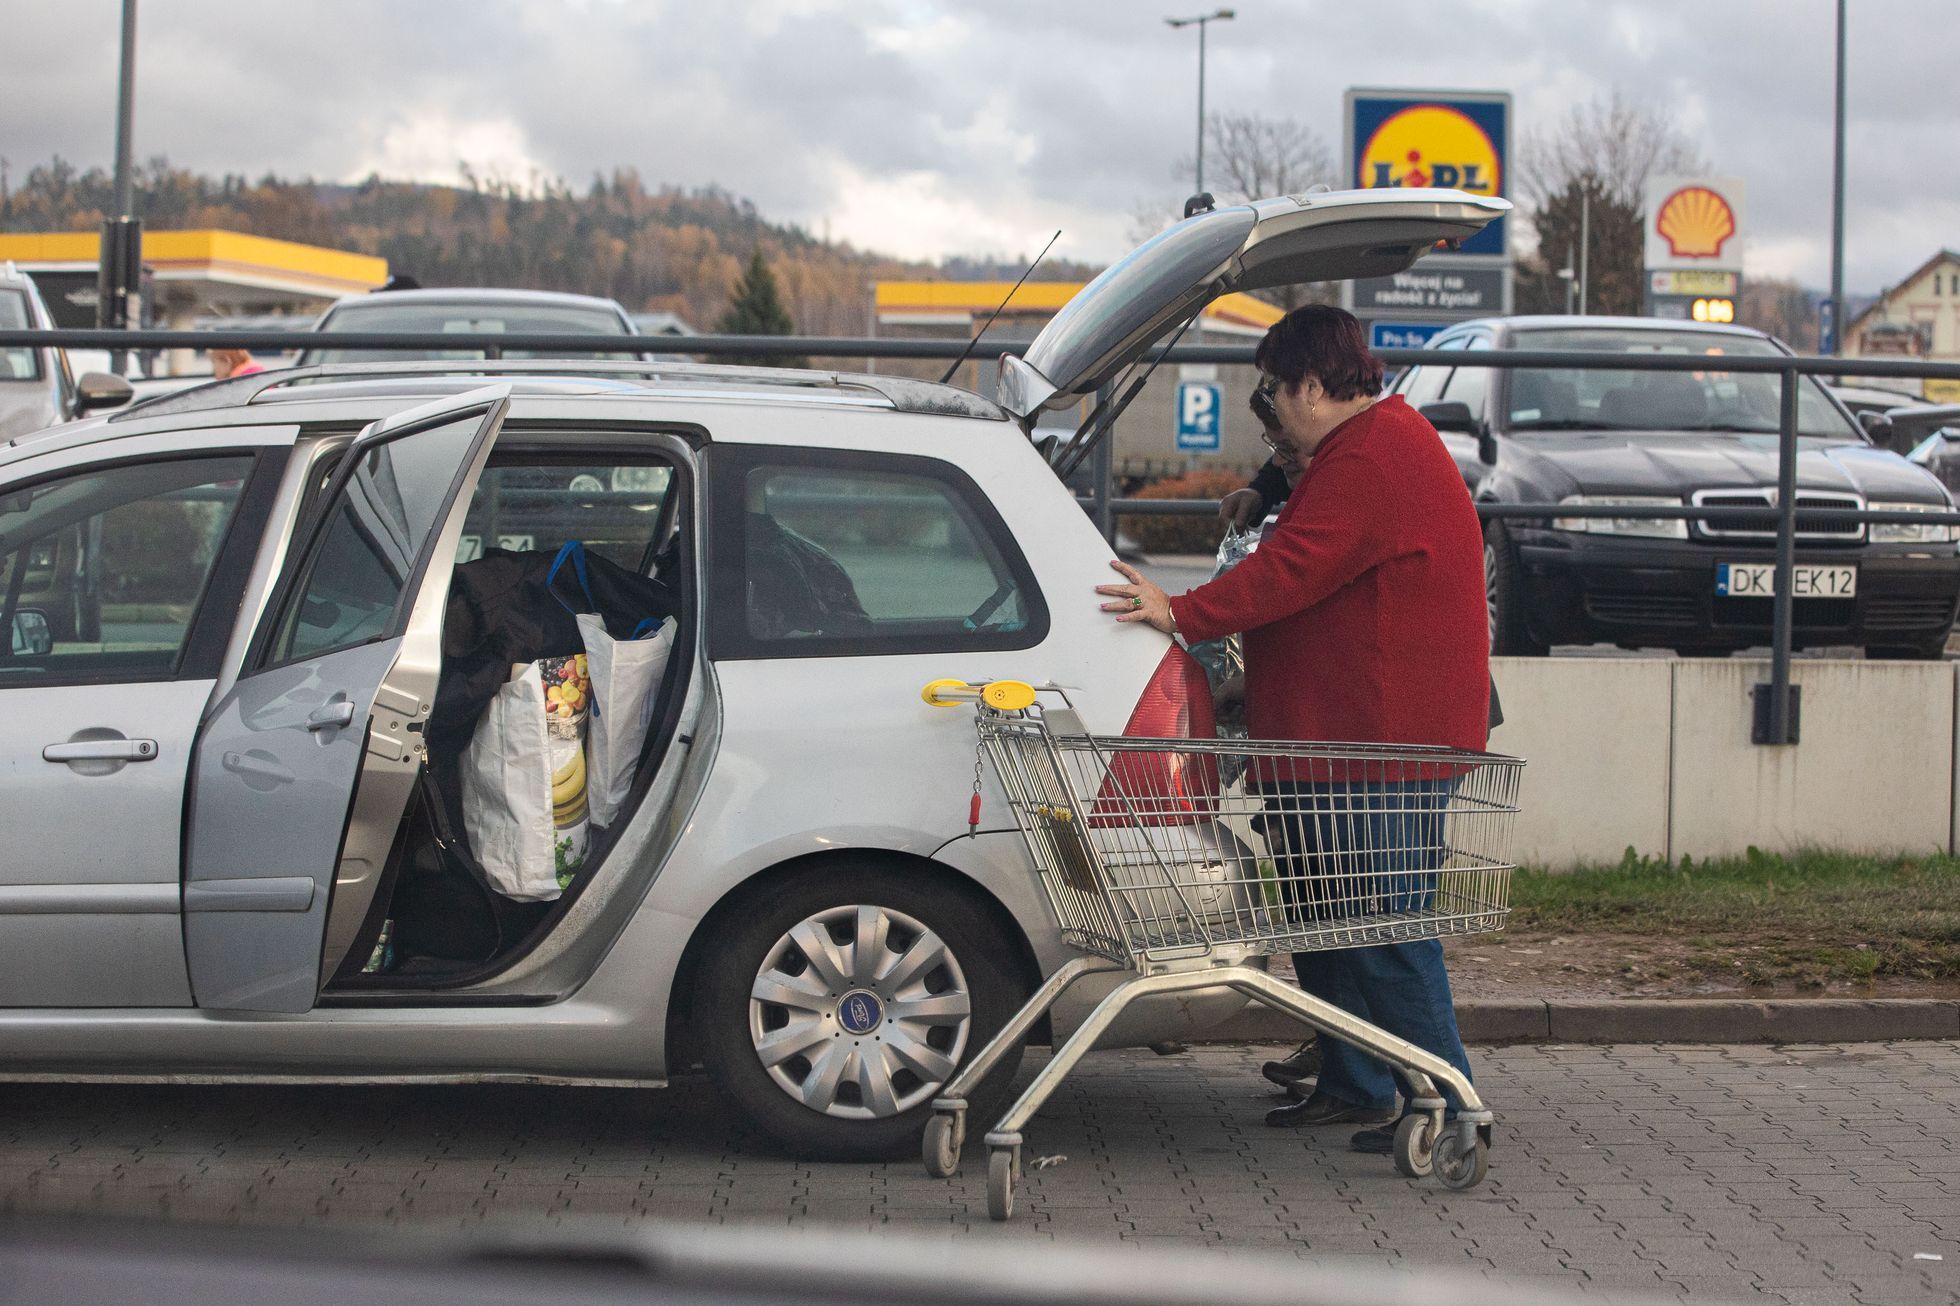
[1,1042,1957,1304]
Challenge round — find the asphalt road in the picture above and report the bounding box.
[2,1041,1956,1304]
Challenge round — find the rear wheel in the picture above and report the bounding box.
[1484,520,1548,657]
[694,863,1026,1160]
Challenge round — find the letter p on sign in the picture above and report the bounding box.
[1175,382,1221,452]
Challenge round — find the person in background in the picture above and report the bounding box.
[1094,304,1489,1156]
[209,347,265,380]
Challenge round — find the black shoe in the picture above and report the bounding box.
[1260,1041,1322,1089]
[1264,1091,1397,1129]
[1350,1124,1396,1155]
[1283,1078,1317,1103]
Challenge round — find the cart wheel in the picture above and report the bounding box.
[1432,1128,1489,1191]
[987,1148,1016,1221]
[1392,1114,1436,1179]
[922,1113,960,1178]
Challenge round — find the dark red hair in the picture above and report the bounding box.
[1253,304,1384,401]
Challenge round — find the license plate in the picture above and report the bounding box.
[1715,562,1858,598]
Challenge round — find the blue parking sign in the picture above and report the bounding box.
[1175,382,1221,452]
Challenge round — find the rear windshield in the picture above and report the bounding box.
[306,301,638,363]
[1505,327,1856,440]
[0,290,42,382]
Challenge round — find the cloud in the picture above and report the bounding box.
[2,0,1954,293]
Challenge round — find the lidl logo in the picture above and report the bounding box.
[1358,104,1501,196]
[1655,186,1737,259]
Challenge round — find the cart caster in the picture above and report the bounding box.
[987,1148,1017,1221]
[922,1112,962,1179]
[1392,1113,1437,1179]
[1432,1127,1489,1191]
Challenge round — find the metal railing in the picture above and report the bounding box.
[11,324,1960,746]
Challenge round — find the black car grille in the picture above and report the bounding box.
[1865,595,1958,632]
[1692,490,1865,543]
[1584,592,1700,628]
[1712,595,1857,629]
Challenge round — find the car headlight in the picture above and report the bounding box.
[1551,495,1688,539]
[1868,501,1959,544]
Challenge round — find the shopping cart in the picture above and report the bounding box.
[917,678,1523,1220]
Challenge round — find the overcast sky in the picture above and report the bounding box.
[3,0,1953,294]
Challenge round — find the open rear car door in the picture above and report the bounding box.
[997,188,1511,468]
[183,387,510,1012]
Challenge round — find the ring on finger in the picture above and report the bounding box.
[1130,596,1144,610]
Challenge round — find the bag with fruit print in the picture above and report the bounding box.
[459,651,593,902]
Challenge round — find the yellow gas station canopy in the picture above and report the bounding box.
[875,280,1282,336]
[0,229,387,314]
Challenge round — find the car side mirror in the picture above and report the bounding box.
[73,371,134,415]
[10,607,52,657]
[1421,400,1498,466]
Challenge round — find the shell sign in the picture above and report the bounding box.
[1655,186,1736,258]
[1644,175,1745,273]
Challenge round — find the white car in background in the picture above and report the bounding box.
[0,190,1505,1157]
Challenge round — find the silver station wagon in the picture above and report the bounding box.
[0,190,1504,1157]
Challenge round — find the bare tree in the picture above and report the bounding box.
[1167,112,1340,307]
[1518,92,1707,211]
[1516,93,1710,316]
[1201,112,1337,203]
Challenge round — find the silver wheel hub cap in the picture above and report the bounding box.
[748,903,973,1120]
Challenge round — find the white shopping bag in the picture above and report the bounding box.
[461,660,591,901]
[578,612,676,828]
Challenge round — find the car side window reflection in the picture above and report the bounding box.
[710,448,1048,659]
[0,455,253,684]
[270,415,480,664]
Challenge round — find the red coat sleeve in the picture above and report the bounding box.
[1170,447,1405,644]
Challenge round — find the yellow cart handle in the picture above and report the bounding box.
[920,678,1038,711]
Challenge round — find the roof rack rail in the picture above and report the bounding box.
[111,358,1005,423]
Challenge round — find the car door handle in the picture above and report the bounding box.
[306,700,357,731]
[43,739,158,763]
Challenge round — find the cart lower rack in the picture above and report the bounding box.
[917,679,1524,1219]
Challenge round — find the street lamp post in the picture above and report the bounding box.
[1165,9,1234,198]
[1828,0,1847,355]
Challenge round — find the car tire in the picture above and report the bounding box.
[694,863,1027,1161]
[1484,520,1548,657]
[1866,634,1951,661]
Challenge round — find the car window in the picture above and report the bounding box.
[308,302,637,364]
[1439,336,1493,417]
[269,415,483,664]
[0,455,253,684]
[1398,363,1452,408]
[710,447,1048,659]
[1506,327,1857,438]
[0,289,41,381]
[458,460,674,571]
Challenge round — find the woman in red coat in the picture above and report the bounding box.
[1097,304,1487,1150]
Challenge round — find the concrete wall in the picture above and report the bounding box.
[1488,657,1957,868]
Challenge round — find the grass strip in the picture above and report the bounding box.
[1510,847,1960,987]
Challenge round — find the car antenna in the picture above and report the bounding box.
[937,230,1061,385]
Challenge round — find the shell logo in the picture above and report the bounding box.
[1656,186,1736,259]
[1358,105,1501,196]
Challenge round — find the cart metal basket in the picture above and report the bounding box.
[917,679,1523,1219]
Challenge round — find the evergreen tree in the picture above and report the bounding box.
[715,250,803,367]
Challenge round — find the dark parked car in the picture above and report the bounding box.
[1390,316,1960,659]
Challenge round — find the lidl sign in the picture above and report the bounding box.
[1346,89,1510,258]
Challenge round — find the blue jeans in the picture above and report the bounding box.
[1261,780,1473,1112]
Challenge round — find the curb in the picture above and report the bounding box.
[1198,998,1960,1046]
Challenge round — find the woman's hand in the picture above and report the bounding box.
[1095,559,1175,634]
[1219,488,1264,530]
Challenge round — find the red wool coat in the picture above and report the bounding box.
[1169,394,1490,754]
